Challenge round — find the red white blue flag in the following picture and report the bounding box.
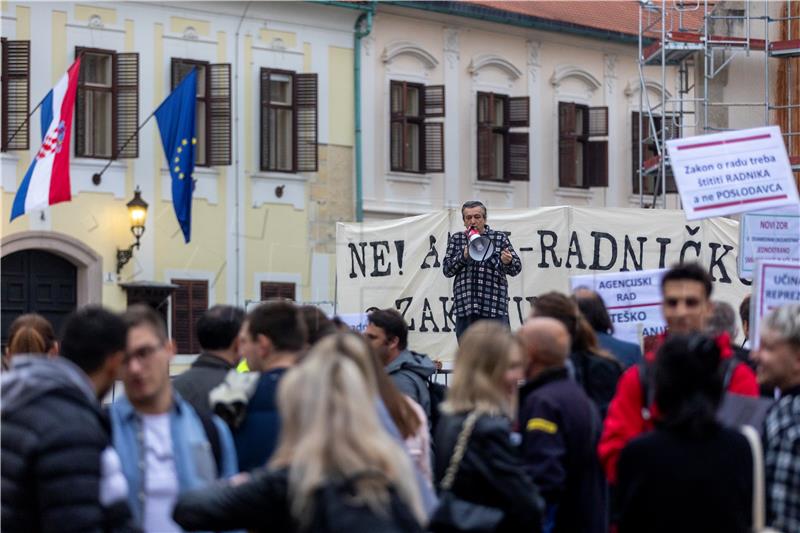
[10,58,81,221]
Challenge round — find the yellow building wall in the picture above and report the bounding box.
[328,46,354,147]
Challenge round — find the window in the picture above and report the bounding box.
[260,69,318,173]
[389,81,444,174]
[75,47,139,159]
[171,279,208,354]
[171,58,231,167]
[260,281,296,301]
[558,102,608,188]
[632,111,679,195]
[1,39,30,152]
[477,92,529,181]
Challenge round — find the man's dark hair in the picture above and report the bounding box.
[574,290,614,334]
[123,304,168,342]
[461,200,487,219]
[197,305,245,351]
[299,305,336,345]
[246,301,307,352]
[661,262,713,298]
[60,306,127,374]
[367,308,409,350]
[739,295,750,328]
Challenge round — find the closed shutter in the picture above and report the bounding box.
[632,111,647,195]
[260,281,296,301]
[260,69,271,171]
[115,53,139,158]
[586,140,608,187]
[1,39,30,151]
[423,85,444,117]
[588,107,609,137]
[295,73,318,172]
[74,81,87,157]
[171,279,208,354]
[424,122,444,173]
[207,63,231,166]
[558,102,577,187]
[508,132,529,181]
[508,97,529,127]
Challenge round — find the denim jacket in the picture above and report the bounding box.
[109,391,238,531]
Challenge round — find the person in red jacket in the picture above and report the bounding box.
[598,262,759,484]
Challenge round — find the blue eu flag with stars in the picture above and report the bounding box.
[155,69,197,243]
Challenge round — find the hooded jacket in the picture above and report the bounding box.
[385,349,435,418]
[1,356,136,533]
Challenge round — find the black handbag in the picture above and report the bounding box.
[429,411,505,533]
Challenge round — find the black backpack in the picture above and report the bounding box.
[427,378,447,432]
[197,410,223,476]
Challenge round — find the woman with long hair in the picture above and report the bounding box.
[616,333,753,533]
[173,343,426,532]
[532,292,622,417]
[431,321,543,533]
[3,314,58,370]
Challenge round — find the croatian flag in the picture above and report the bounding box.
[10,58,81,222]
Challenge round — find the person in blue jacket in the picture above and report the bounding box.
[574,287,642,368]
[517,317,607,533]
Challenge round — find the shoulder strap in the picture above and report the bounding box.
[440,410,481,491]
[638,360,655,421]
[721,357,738,390]
[197,410,223,476]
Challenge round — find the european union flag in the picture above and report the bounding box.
[155,69,197,243]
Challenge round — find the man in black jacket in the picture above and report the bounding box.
[517,317,607,533]
[1,306,135,533]
[173,304,244,414]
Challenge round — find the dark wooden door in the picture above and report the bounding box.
[1,250,77,346]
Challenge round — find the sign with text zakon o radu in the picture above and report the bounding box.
[739,204,800,279]
[666,126,800,220]
[750,260,800,349]
[570,268,667,346]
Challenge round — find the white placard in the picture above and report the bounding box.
[570,269,667,345]
[338,312,369,333]
[750,260,800,348]
[666,126,800,220]
[739,205,800,278]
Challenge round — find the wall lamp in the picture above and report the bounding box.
[116,186,148,274]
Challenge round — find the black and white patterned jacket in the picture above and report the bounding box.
[764,386,800,532]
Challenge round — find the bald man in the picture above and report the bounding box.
[517,318,607,533]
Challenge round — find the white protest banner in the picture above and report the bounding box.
[666,126,800,220]
[750,260,800,349]
[738,205,800,279]
[570,269,667,345]
[337,207,748,360]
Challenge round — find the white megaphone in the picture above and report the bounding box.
[467,227,494,262]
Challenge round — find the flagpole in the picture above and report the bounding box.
[91,110,157,185]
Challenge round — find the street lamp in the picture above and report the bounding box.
[116,186,149,275]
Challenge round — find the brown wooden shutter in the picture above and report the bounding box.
[477,93,492,180]
[260,281,296,301]
[115,53,139,158]
[1,39,30,151]
[508,132,529,181]
[632,111,645,194]
[171,279,208,354]
[423,85,444,117]
[424,122,444,173]
[508,96,529,127]
[74,46,88,157]
[207,63,231,166]
[558,102,577,187]
[260,69,271,171]
[295,73,318,172]
[589,106,609,137]
[586,140,608,187]
[390,81,403,171]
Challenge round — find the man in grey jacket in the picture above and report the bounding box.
[365,308,436,418]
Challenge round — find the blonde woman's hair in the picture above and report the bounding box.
[269,346,425,527]
[443,320,519,417]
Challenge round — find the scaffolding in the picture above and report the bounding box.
[636,0,800,208]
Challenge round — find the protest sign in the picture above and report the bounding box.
[749,260,800,348]
[738,205,800,279]
[338,312,370,333]
[666,126,799,220]
[337,207,748,360]
[570,269,667,345]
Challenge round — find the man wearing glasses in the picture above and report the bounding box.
[109,305,239,533]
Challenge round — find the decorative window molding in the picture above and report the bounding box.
[624,78,672,98]
[550,65,602,92]
[468,54,522,81]
[381,41,439,70]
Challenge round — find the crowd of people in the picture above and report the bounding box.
[1,261,799,533]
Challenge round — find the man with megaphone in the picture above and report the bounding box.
[443,200,521,342]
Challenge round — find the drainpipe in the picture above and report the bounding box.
[354,6,374,222]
